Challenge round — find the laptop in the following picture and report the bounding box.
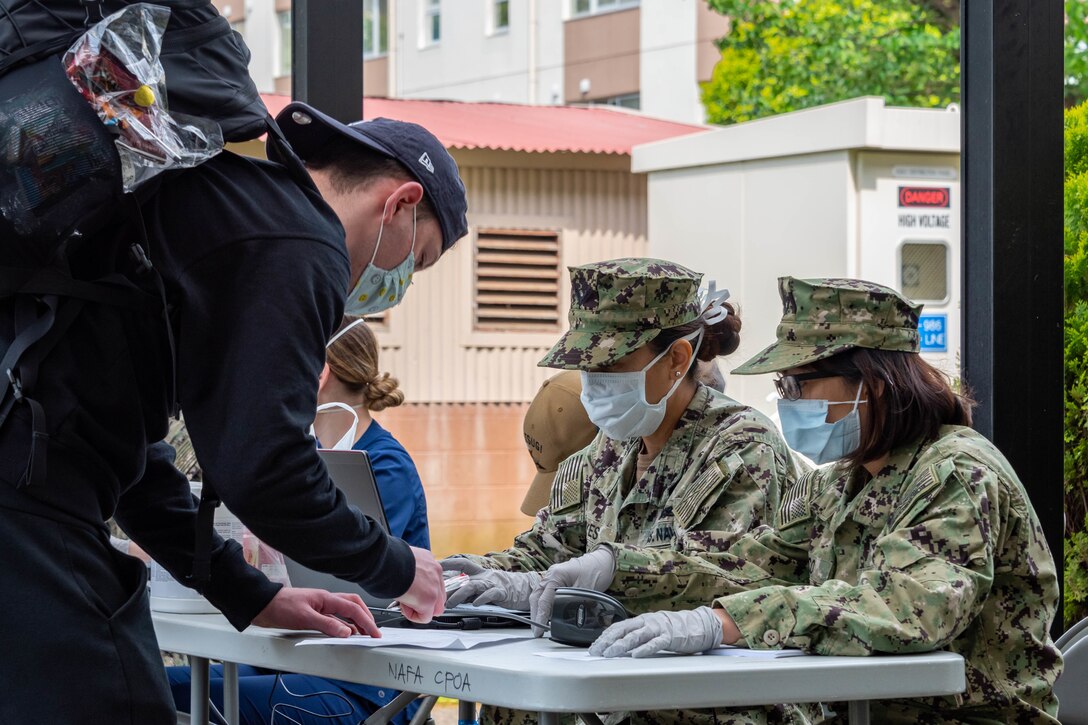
[283,449,395,608]
[287,450,529,630]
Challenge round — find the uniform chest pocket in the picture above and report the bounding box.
[810,555,835,585]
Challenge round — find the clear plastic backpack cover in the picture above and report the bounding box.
[63,3,223,192]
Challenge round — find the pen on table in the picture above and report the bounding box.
[333,616,363,635]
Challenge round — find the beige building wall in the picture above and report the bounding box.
[696,0,730,82]
[271,58,388,98]
[375,150,648,404]
[224,1,722,121]
[364,57,390,98]
[563,8,641,103]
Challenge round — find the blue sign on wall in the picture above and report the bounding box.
[919,313,947,353]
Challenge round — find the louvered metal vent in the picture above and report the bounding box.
[474,229,561,332]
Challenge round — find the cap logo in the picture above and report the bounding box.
[291,111,312,125]
[418,152,435,174]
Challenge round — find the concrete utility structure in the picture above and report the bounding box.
[633,97,962,417]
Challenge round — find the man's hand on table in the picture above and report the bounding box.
[395,546,446,623]
[251,588,381,638]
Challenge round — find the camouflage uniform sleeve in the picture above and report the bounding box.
[717,455,995,655]
[458,453,590,573]
[599,438,809,614]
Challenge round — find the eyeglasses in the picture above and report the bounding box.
[774,372,839,401]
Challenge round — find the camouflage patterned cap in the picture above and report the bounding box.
[732,277,923,375]
[538,258,704,370]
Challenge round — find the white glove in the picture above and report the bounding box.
[529,547,616,637]
[440,558,541,610]
[588,606,724,658]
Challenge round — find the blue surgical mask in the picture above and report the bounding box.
[344,200,416,316]
[777,382,866,465]
[579,330,701,440]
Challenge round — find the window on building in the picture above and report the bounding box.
[424,0,441,45]
[474,229,561,332]
[364,0,388,58]
[493,0,510,33]
[600,92,641,109]
[899,241,950,303]
[277,10,291,77]
[572,0,638,17]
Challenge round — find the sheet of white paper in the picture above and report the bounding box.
[296,628,531,650]
[533,646,806,661]
[535,648,631,661]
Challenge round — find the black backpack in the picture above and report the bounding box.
[0,0,307,585]
[0,0,275,260]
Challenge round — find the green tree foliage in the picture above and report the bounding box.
[1065,102,1088,625]
[1069,1,1088,106]
[702,0,960,125]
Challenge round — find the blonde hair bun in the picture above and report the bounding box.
[365,372,405,411]
[326,316,406,410]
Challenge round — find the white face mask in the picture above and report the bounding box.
[313,321,370,449]
[579,330,702,440]
[308,402,361,450]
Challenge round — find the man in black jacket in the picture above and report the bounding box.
[0,103,467,723]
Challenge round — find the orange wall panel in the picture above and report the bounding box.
[376,403,537,559]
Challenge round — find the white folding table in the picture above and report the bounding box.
[153,611,965,725]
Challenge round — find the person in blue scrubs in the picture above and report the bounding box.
[312,316,429,552]
[168,316,428,725]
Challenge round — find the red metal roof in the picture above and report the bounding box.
[260,94,706,155]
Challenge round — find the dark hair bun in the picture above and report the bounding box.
[697,302,741,360]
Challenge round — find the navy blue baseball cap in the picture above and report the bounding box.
[273,101,468,251]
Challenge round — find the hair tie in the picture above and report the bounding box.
[698,281,731,325]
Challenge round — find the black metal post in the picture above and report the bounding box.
[961,0,1065,631]
[292,0,363,122]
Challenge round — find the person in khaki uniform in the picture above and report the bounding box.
[592,277,1063,724]
[519,371,599,517]
[443,259,807,725]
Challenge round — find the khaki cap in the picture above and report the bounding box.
[520,371,598,516]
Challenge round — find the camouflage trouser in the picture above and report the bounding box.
[480,704,819,724]
[822,700,1016,725]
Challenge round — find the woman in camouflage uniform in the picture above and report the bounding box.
[443,258,807,724]
[592,277,1063,724]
